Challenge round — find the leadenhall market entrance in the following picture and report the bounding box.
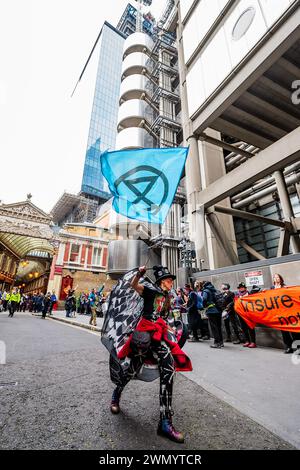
[0,195,57,293]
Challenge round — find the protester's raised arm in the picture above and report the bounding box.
[130,266,146,296]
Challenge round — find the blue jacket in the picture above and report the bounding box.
[88,292,96,307]
[202,282,219,314]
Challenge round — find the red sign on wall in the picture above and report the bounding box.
[54,265,63,275]
[60,275,73,300]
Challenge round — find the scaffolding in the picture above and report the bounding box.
[144,26,181,148]
[117,2,154,38]
[51,193,99,226]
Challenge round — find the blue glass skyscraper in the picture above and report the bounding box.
[81,5,155,201]
[81,22,125,200]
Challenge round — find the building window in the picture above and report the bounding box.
[69,244,81,263]
[92,247,102,266]
[232,7,256,41]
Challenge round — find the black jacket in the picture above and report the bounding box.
[223,290,235,314]
[202,282,219,314]
[65,294,75,310]
[187,291,198,314]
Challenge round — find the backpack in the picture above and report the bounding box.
[214,290,226,311]
[196,292,203,310]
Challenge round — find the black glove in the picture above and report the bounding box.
[136,266,146,278]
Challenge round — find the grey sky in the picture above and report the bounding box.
[0,0,165,212]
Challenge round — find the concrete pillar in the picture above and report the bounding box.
[198,129,238,268]
[274,170,295,218]
[195,204,208,270]
[176,15,209,269]
[161,246,167,267]
[274,170,300,253]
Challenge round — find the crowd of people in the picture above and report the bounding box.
[0,287,109,326]
[1,272,299,355]
[171,273,300,354]
[0,289,57,318]
[63,288,110,326]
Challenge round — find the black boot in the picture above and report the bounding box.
[110,387,122,414]
[157,416,184,443]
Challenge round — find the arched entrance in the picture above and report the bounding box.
[0,197,57,293]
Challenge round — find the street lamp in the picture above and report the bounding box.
[20,260,29,268]
[178,237,196,268]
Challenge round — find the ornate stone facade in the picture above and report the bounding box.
[0,198,56,290]
[0,199,52,225]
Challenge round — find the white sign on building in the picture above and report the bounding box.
[244,270,264,287]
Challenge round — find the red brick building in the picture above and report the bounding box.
[47,223,114,301]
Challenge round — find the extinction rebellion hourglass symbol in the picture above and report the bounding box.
[114,166,169,216]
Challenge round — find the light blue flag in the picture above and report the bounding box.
[101,147,188,224]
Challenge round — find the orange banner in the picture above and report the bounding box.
[234,286,300,332]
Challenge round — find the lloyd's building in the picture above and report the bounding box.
[52,0,300,297]
[97,1,186,279]
[175,0,300,291]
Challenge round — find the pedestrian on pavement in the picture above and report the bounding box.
[19,294,27,312]
[235,282,257,348]
[174,287,185,310]
[35,293,44,313]
[108,265,192,444]
[6,292,11,315]
[195,282,210,340]
[270,274,300,353]
[202,281,224,348]
[172,287,186,323]
[42,292,51,319]
[32,292,37,313]
[8,288,21,317]
[2,290,8,312]
[88,288,97,326]
[79,292,86,314]
[49,290,57,315]
[28,294,33,312]
[76,293,81,314]
[221,283,243,344]
[185,285,202,342]
[65,290,75,318]
[102,291,111,317]
[95,291,104,318]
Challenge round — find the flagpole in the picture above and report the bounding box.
[144,239,164,269]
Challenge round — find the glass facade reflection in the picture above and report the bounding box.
[81,23,125,199]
